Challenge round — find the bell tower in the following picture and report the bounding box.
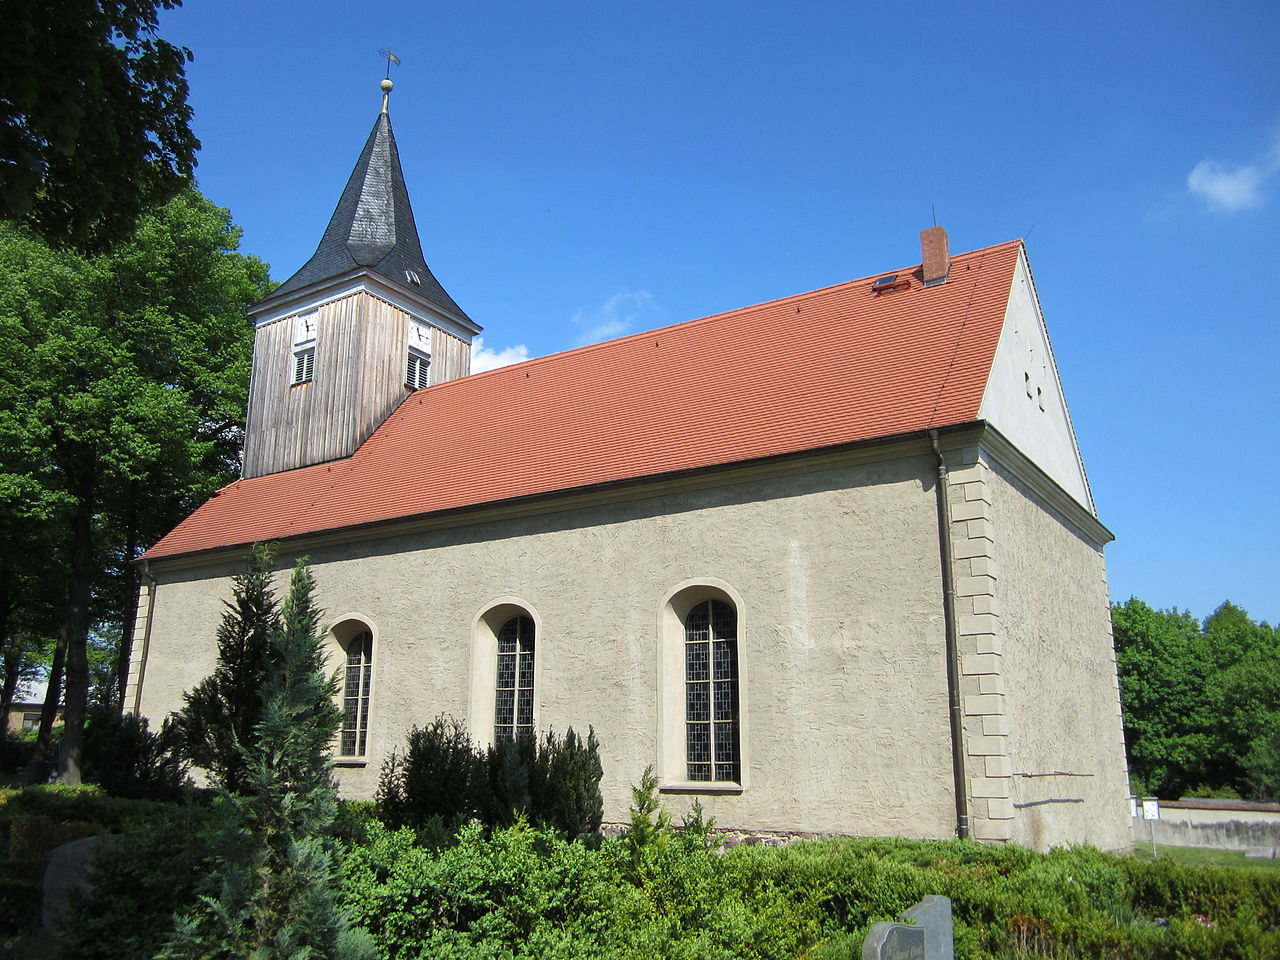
[241,78,480,479]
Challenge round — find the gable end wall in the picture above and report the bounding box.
[981,449,1132,850]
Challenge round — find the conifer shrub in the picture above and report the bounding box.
[619,765,670,879]
[160,558,374,960]
[485,734,534,827]
[376,718,604,840]
[539,726,604,840]
[376,715,486,831]
[80,702,190,800]
[172,542,279,793]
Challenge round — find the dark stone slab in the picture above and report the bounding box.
[42,835,102,935]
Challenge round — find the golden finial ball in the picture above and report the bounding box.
[380,79,394,92]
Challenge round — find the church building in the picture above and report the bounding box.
[128,82,1133,851]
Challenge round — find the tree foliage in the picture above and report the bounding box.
[0,191,270,782]
[162,558,374,959]
[377,718,604,840]
[0,0,200,250]
[1114,597,1280,799]
[81,701,190,800]
[174,544,279,793]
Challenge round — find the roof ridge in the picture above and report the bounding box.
[425,238,1025,394]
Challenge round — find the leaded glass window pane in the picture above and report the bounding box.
[496,688,515,726]
[495,615,535,743]
[686,642,709,682]
[683,599,740,783]
[687,722,711,781]
[686,682,710,722]
[340,630,373,757]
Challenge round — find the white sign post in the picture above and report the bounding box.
[1141,797,1160,858]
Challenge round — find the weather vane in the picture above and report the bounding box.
[378,49,401,79]
[377,49,401,114]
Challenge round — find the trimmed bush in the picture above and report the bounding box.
[56,805,219,960]
[377,717,604,840]
[80,703,191,801]
[377,716,485,831]
[342,815,1280,960]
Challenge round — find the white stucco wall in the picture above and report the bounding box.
[977,251,1093,513]
[985,457,1133,851]
[136,448,961,839]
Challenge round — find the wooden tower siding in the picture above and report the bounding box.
[431,324,471,382]
[242,291,471,479]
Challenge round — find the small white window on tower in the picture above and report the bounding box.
[292,346,315,385]
[291,310,318,386]
[406,347,430,389]
[405,318,432,389]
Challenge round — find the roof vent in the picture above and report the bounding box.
[871,273,910,294]
[405,269,422,287]
[920,225,950,287]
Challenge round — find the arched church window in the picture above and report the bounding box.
[340,630,373,756]
[685,598,739,782]
[495,615,535,743]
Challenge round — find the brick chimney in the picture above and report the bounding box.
[920,225,950,287]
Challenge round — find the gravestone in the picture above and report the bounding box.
[862,895,954,960]
[43,835,102,935]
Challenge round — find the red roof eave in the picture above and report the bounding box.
[143,240,1021,562]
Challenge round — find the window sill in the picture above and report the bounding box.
[333,757,368,768]
[659,781,744,795]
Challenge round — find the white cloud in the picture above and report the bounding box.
[571,289,657,346]
[1186,133,1280,212]
[471,336,530,373]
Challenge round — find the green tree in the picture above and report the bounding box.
[0,0,200,251]
[163,558,374,959]
[620,764,671,878]
[1245,719,1280,802]
[1201,602,1280,795]
[1112,597,1209,797]
[0,191,270,783]
[1114,597,1280,799]
[174,544,279,793]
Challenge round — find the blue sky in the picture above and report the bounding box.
[160,1,1279,623]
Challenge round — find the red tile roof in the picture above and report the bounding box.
[144,240,1022,560]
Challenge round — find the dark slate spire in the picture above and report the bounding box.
[258,95,471,324]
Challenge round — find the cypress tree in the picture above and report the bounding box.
[163,557,373,959]
[174,543,278,793]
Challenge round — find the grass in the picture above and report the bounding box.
[1132,841,1280,871]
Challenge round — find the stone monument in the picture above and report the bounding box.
[862,895,954,960]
